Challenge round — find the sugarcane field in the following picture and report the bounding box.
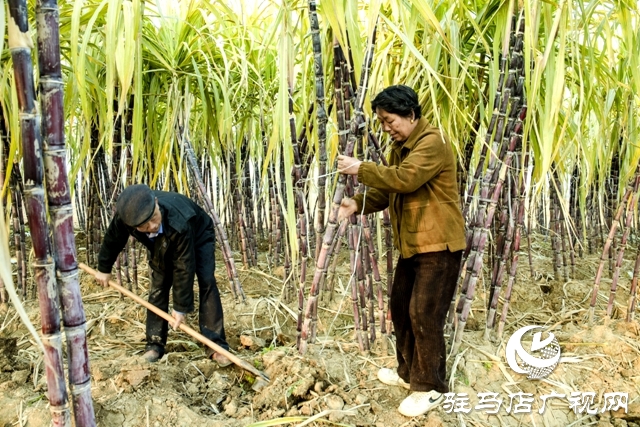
[1,0,640,426]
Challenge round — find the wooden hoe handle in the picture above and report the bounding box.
[78,263,269,382]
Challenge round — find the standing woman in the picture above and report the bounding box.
[337,85,465,417]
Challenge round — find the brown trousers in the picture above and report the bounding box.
[392,250,462,393]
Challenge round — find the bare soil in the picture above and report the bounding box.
[1,234,639,427]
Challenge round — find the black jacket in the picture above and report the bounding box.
[97,191,215,313]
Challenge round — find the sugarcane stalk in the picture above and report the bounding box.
[485,177,515,336]
[268,163,279,268]
[462,77,504,219]
[452,93,527,355]
[92,169,103,270]
[333,38,349,154]
[361,215,381,342]
[237,189,253,267]
[37,0,97,423]
[559,209,569,282]
[5,147,29,297]
[382,209,393,335]
[113,258,124,293]
[243,160,258,266]
[609,230,617,280]
[549,181,561,280]
[347,223,366,351]
[361,243,373,344]
[550,169,570,282]
[111,100,129,291]
[86,193,93,266]
[129,236,138,293]
[585,192,593,254]
[231,157,252,268]
[8,1,71,424]
[354,226,369,348]
[10,187,26,298]
[289,81,311,348]
[451,12,525,342]
[569,165,582,261]
[299,23,377,354]
[461,20,520,275]
[568,224,577,276]
[607,151,621,277]
[182,133,244,302]
[366,129,389,167]
[606,178,640,317]
[596,198,604,250]
[497,152,529,336]
[283,232,292,299]
[626,248,640,321]
[588,172,639,322]
[488,190,508,304]
[308,0,328,261]
[122,244,132,289]
[323,220,348,301]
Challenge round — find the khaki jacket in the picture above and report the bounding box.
[352,118,466,258]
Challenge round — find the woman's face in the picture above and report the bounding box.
[375,108,417,143]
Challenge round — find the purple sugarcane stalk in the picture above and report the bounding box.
[361,215,382,341]
[485,177,515,334]
[37,0,97,422]
[289,81,311,349]
[10,182,27,298]
[182,134,245,301]
[382,210,393,335]
[589,174,639,322]
[497,154,529,336]
[462,61,505,221]
[8,0,71,424]
[324,220,349,301]
[299,24,378,354]
[452,123,524,355]
[626,248,640,322]
[606,179,640,317]
[308,0,328,260]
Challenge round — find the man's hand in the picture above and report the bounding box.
[171,310,186,330]
[338,197,358,222]
[337,155,361,175]
[95,271,111,287]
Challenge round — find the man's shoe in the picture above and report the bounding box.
[141,349,160,363]
[398,391,443,417]
[211,352,232,367]
[377,368,410,390]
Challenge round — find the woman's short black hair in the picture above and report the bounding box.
[371,85,422,119]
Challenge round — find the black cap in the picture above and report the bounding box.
[116,185,156,227]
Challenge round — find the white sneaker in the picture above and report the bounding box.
[398,391,443,417]
[377,368,410,390]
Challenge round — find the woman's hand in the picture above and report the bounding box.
[338,197,358,222]
[337,155,361,175]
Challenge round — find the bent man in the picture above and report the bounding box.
[95,184,231,366]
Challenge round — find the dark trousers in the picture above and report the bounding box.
[145,238,228,358]
[391,250,462,393]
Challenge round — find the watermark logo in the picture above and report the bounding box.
[505,325,561,379]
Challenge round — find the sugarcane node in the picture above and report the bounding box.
[78,262,270,383]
